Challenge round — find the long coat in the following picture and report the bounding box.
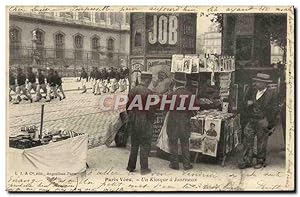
[166,87,198,138]
[126,84,155,140]
[246,87,279,129]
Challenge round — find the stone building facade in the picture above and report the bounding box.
[9,12,130,76]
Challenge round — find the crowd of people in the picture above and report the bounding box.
[9,67,66,104]
[9,66,130,104]
[79,66,129,94]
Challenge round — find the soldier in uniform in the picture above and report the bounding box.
[35,68,47,102]
[54,71,66,99]
[26,66,37,95]
[238,73,279,169]
[166,73,199,170]
[89,67,97,94]
[101,68,109,93]
[206,123,218,137]
[9,68,17,102]
[46,68,62,102]
[94,68,102,95]
[126,73,155,175]
[79,67,89,93]
[15,68,32,103]
[118,67,126,92]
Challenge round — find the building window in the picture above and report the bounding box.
[110,13,116,24]
[74,34,83,49]
[74,34,83,60]
[55,32,65,59]
[35,30,44,45]
[125,13,130,24]
[134,32,142,46]
[10,28,20,43]
[60,12,73,18]
[95,13,106,22]
[91,36,100,60]
[9,27,21,59]
[78,12,84,20]
[107,38,114,51]
[83,12,90,20]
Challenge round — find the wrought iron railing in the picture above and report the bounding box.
[9,45,129,77]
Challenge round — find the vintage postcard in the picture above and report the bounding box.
[6,5,294,192]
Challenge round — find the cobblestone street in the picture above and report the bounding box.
[8,78,126,148]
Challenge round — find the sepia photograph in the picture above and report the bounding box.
[189,135,204,153]
[5,5,294,192]
[202,136,218,157]
[190,116,204,135]
[204,118,222,140]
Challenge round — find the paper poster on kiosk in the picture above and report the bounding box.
[171,54,184,73]
[186,55,200,73]
[203,136,218,157]
[147,59,173,94]
[189,135,204,153]
[204,118,221,140]
[183,58,192,74]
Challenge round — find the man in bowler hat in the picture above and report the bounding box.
[126,72,155,175]
[238,73,279,169]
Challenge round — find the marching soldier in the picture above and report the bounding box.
[79,67,88,94]
[46,68,62,102]
[94,68,102,95]
[26,66,37,95]
[15,68,32,103]
[118,67,126,92]
[35,68,47,102]
[89,67,97,94]
[101,68,109,93]
[238,73,279,169]
[9,68,17,102]
[126,73,155,175]
[54,71,66,99]
[110,67,118,93]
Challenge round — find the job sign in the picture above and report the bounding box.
[148,15,178,45]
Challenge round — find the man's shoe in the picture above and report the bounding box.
[126,167,136,172]
[169,164,179,170]
[141,168,151,175]
[183,164,193,170]
[238,162,252,169]
[254,162,266,169]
